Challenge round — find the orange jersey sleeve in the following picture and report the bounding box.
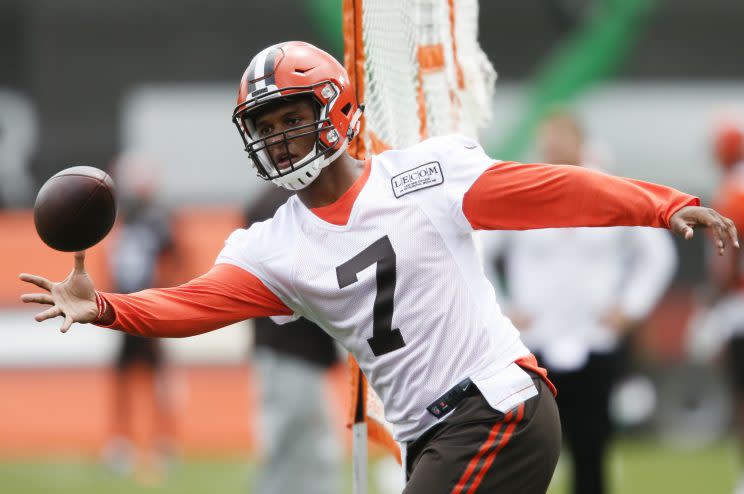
[462,161,699,230]
[97,263,293,337]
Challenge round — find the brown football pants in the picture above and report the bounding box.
[404,375,561,494]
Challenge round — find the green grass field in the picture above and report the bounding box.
[0,438,738,494]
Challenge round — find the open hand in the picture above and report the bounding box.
[669,206,739,255]
[19,251,98,333]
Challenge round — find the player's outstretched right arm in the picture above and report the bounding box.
[20,251,292,336]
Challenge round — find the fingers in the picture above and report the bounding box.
[60,315,74,333]
[683,208,735,255]
[681,208,741,255]
[710,220,726,255]
[21,293,54,305]
[35,306,62,323]
[670,216,694,240]
[708,211,737,255]
[724,217,740,249]
[19,273,53,292]
[26,296,77,333]
[73,251,86,275]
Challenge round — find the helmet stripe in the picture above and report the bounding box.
[251,44,280,94]
[245,58,259,94]
[262,47,278,87]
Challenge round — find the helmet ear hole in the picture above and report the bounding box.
[341,103,352,116]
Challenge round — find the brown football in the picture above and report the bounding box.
[34,166,117,252]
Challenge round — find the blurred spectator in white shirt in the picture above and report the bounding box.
[481,110,677,494]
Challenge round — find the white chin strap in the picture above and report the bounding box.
[271,107,364,191]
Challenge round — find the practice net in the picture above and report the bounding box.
[342,0,497,461]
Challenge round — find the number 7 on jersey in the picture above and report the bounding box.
[336,235,407,356]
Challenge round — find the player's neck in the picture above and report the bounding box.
[297,152,365,208]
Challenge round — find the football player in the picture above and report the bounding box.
[20,42,738,493]
[699,121,744,494]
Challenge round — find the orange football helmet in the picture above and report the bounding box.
[232,41,363,190]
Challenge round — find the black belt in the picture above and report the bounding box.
[426,377,478,418]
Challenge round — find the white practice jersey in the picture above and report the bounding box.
[216,135,535,442]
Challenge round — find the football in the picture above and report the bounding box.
[33,166,117,252]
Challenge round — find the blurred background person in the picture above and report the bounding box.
[102,152,175,484]
[0,90,37,208]
[244,186,342,494]
[481,110,678,494]
[688,120,744,494]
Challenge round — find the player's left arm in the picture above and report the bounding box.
[462,160,739,255]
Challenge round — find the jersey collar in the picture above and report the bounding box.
[309,159,372,226]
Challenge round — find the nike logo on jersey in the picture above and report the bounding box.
[391,161,444,198]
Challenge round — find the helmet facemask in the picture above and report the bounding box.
[233,84,352,190]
